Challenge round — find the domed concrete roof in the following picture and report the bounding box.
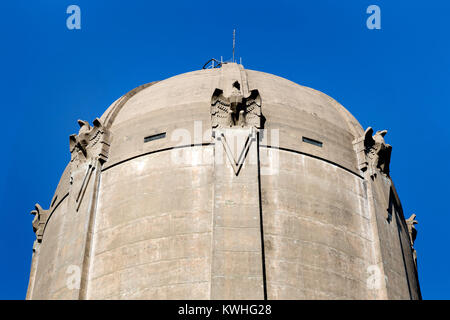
[100,63,364,174]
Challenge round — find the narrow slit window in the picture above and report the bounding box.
[302,136,323,147]
[144,132,166,143]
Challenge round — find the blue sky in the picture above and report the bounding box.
[0,0,448,299]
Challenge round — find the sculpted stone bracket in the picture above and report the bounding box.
[214,128,257,176]
[69,118,110,211]
[353,127,392,178]
[30,203,50,251]
[210,66,262,175]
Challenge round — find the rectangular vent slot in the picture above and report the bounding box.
[302,136,323,147]
[144,132,166,143]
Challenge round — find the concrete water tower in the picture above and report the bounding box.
[26,63,421,299]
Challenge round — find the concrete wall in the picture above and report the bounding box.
[262,149,375,299]
[89,147,213,299]
[30,197,68,299]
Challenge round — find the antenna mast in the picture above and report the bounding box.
[232,29,236,63]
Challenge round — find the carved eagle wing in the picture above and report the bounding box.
[211,89,232,128]
[244,89,262,128]
[363,127,375,150]
[87,119,103,149]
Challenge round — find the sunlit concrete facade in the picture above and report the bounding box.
[26,63,420,299]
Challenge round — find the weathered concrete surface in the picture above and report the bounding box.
[262,149,375,299]
[26,63,421,300]
[211,129,264,299]
[90,147,213,299]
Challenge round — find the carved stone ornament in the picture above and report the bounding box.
[405,213,418,265]
[30,203,50,251]
[405,214,418,247]
[211,81,262,129]
[215,127,257,176]
[69,118,110,211]
[69,118,110,166]
[354,127,392,178]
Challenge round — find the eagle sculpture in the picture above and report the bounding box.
[363,127,392,176]
[211,82,262,129]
